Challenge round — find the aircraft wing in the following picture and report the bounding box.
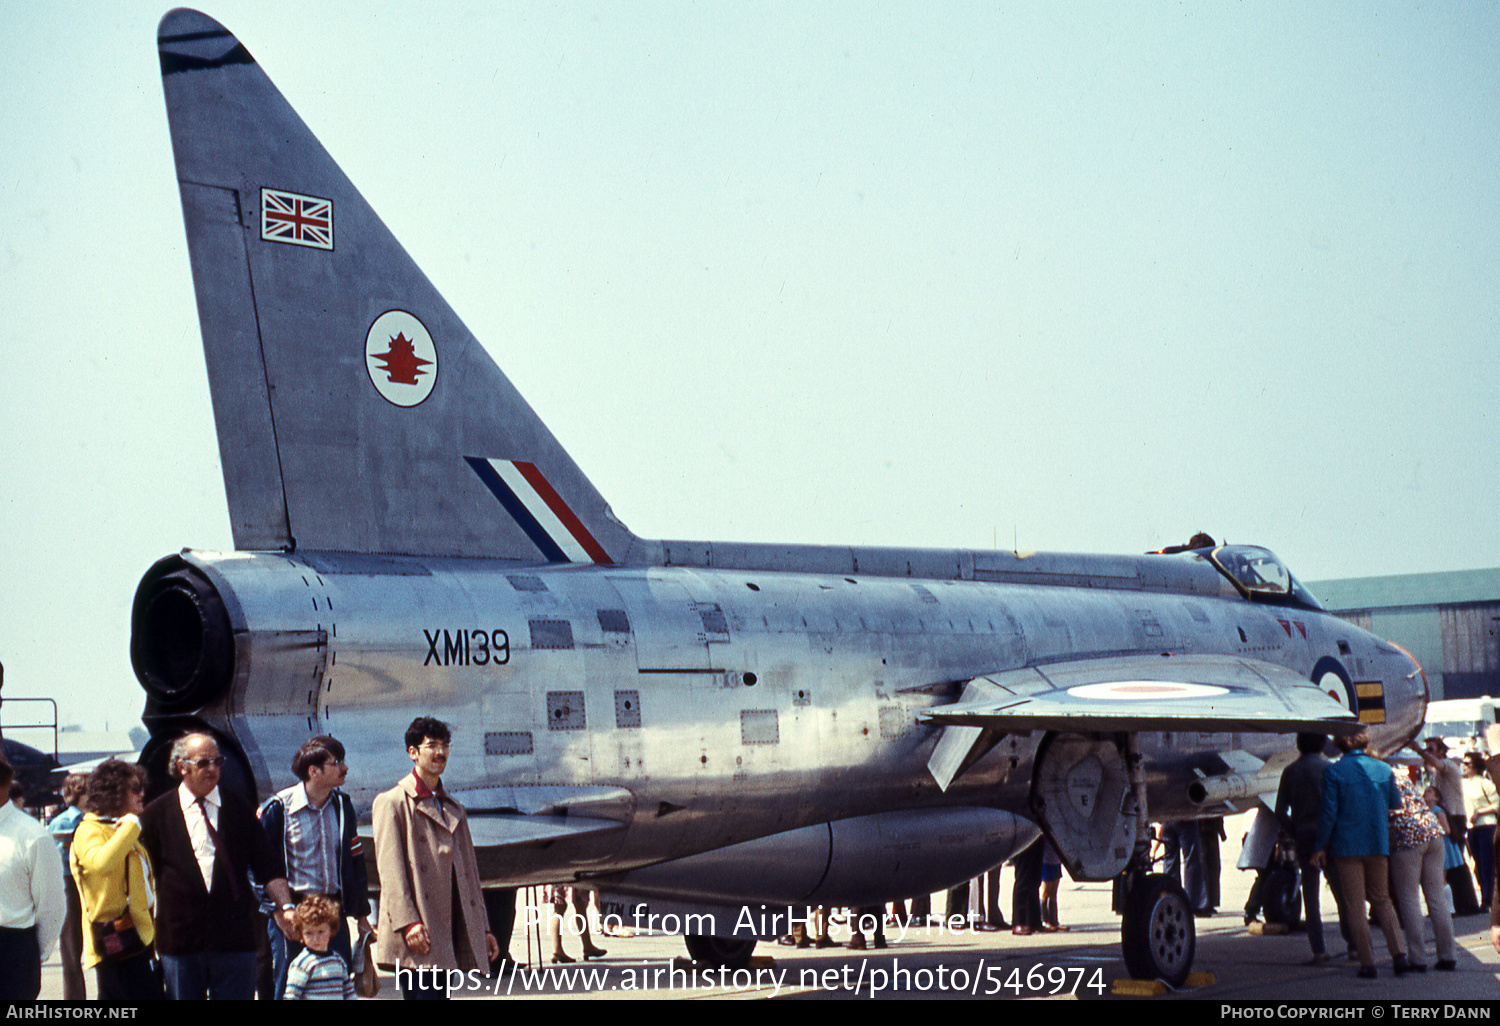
[358,813,623,855]
[464,813,626,849]
[357,785,630,851]
[918,653,1361,735]
[453,784,632,849]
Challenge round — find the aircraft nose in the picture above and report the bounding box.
[1373,640,1428,753]
[1392,640,1428,706]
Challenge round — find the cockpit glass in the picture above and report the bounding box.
[1210,545,1291,596]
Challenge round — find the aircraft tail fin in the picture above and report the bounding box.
[158,9,634,562]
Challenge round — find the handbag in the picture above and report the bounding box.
[351,930,380,997]
[91,913,147,961]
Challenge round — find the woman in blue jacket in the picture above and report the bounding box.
[1311,729,1409,979]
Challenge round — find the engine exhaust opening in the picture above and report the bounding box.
[131,566,234,714]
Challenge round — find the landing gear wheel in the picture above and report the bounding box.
[1122,873,1195,987]
[684,934,757,970]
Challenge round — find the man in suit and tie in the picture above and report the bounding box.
[140,732,293,1000]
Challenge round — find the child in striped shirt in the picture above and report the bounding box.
[284,895,355,1000]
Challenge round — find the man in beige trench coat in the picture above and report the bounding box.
[374,717,499,999]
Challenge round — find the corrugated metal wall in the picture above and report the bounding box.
[1341,611,1373,632]
[1439,603,1500,699]
[1331,605,1500,700]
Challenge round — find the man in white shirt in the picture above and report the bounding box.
[0,751,65,1000]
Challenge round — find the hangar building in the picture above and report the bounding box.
[1306,568,1500,702]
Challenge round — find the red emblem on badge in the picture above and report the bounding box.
[369,332,432,385]
[365,311,438,407]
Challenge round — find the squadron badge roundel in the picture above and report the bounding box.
[1066,681,1229,701]
[365,310,438,407]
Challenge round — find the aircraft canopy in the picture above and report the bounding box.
[1208,545,1323,610]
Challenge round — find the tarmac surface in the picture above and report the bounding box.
[34,812,1500,1002]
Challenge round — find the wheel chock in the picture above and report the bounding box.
[1111,971,1215,996]
[1111,978,1168,996]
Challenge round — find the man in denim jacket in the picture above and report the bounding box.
[258,736,371,999]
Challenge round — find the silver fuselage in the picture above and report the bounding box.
[134,541,1425,892]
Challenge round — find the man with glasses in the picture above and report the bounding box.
[257,735,372,998]
[140,731,292,999]
[373,717,498,999]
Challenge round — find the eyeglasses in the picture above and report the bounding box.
[418,742,450,753]
[184,756,226,769]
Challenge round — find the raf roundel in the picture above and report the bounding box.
[365,310,438,407]
[1066,681,1229,701]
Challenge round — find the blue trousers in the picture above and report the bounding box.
[1296,854,1351,956]
[1161,821,1210,910]
[0,926,41,1000]
[161,950,257,1000]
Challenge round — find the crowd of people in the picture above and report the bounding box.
[766,836,1071,956]
[0,719,492,1001]
[2,716,1079,1002]
[1261,727,1500,979]
[4,718,1500,999]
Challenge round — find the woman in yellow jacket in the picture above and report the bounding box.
[71,759,161,1000]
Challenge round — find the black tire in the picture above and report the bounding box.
[684,934,757,970]
[1121,873,1196,987]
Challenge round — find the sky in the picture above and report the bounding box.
[2,2,1497,735]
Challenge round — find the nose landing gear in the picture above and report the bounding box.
[1120,872,1196,987]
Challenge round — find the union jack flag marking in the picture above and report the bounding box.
[261,188,333,250]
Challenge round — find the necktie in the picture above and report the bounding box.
[195,796,240,902]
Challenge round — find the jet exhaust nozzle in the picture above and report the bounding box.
[130,561,235,715]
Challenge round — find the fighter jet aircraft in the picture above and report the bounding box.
[135,9,1426,985]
